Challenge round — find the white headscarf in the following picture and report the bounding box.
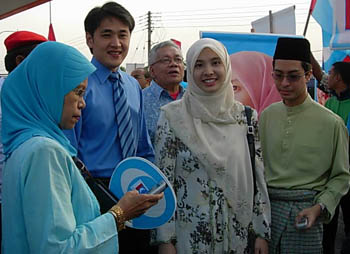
[161,38,254,226]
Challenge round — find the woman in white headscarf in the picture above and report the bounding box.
[153,38,271,253]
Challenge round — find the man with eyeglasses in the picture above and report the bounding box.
[259,37,350,253]
[142,40,185,144]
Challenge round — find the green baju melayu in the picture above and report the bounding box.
[259,95,350,254]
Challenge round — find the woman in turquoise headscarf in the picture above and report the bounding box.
[1,41,162,253]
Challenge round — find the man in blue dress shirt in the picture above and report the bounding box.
[64,2,155,253]
[143,41,185,144]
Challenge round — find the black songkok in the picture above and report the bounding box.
[273,37,311,64]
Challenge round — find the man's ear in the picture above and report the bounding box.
[86,32,93,49]
[305,69,312,82]
[149,65,156,80]
[15,55,25,66]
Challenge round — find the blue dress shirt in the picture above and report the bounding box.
[64,58,154,177]
[142,80,185,144]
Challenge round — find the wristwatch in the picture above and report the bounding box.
[109,205,126,232]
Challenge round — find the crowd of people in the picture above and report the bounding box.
[0,1,350,254]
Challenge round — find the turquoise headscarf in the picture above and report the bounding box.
[1,41,96,158]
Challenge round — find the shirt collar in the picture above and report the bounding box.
[284,94,313,114]
[333,88,350,101]
[150,80,185,100]
[150,80,167,99]
[91,57,124,85]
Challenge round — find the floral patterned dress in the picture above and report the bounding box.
[153,108,271,254]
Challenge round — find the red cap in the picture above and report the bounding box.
[4,31,47,52]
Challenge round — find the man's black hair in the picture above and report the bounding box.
[332,61,350,85]
[84,2,135,37]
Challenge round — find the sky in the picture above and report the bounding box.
[0,0,322,75]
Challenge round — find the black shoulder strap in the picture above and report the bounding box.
[72,156,119,213]
[244,106,257,195]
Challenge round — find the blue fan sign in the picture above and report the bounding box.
[109,157,176,229]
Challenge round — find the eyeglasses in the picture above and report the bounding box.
[152,56,184,66]
[73,87,86,98]
[272,72,307,83]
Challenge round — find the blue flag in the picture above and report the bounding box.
[200,31,300,56]
[312,0,350,71]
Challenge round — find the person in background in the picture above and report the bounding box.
[131,67,151,89]
[310,52,332,95]
[310,52,332,105]
[1,41,163,254]
[4,31,47,73]
[143,40,185,144]
[153,38,270,254]
[63,2,155,253]
[0,30,47,252]
[259,37,350,253]
[311,58,350,254]
[230,51,281,118]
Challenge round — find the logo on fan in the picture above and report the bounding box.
[130,179,149,194]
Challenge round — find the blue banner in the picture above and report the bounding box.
[200,31,301,56]
[312,0,350,71]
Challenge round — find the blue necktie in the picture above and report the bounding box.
[109,72,135,159]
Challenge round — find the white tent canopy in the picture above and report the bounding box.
[0,0,50,20]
